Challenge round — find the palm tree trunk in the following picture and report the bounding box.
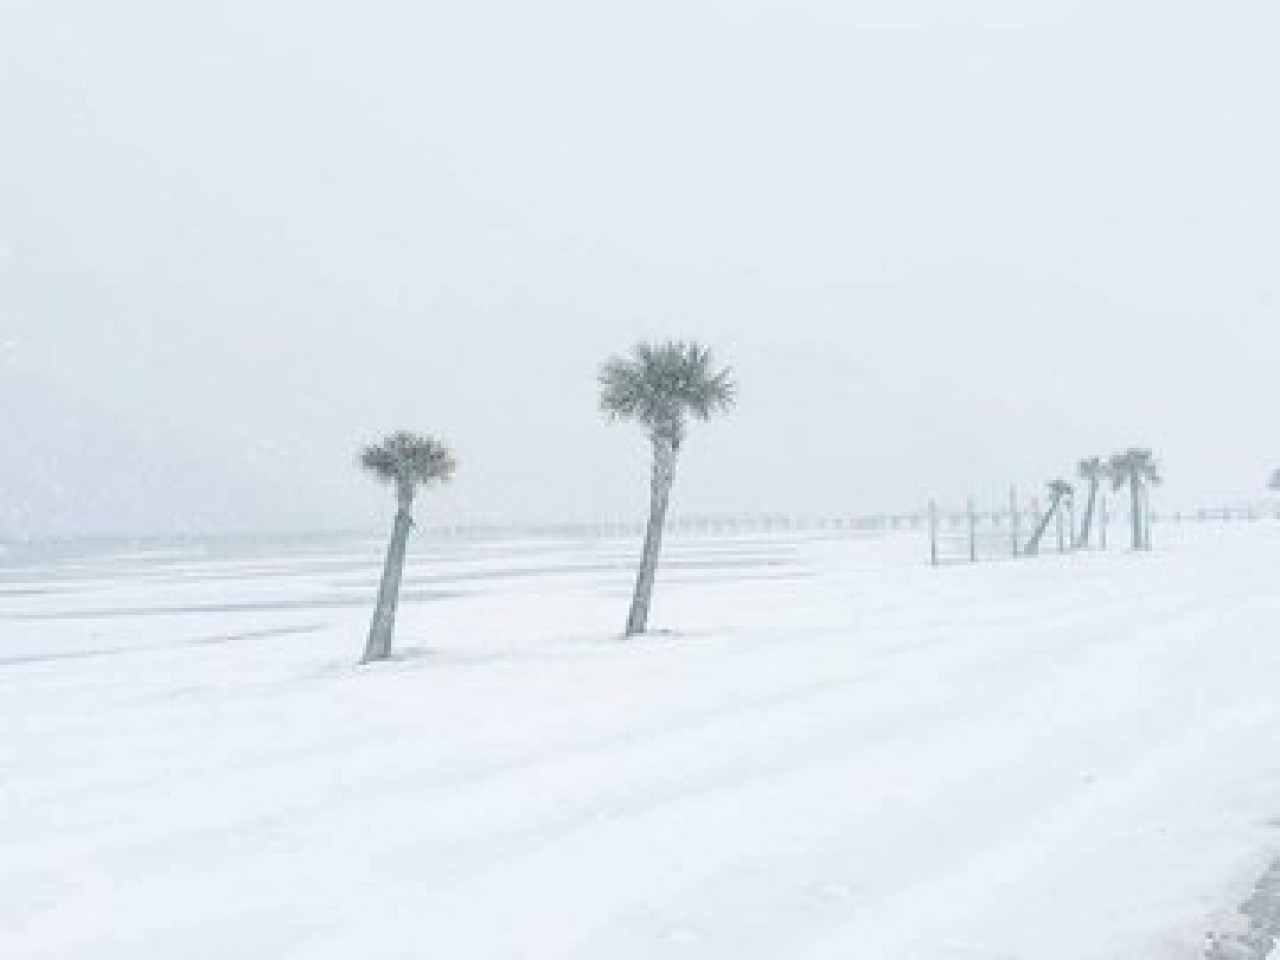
[362,496,414,663]
[1025,494,1062,556]
[626,439,677,636]
[1076,478,1099,548]
[1129,478,1143,550]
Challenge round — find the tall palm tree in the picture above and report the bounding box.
[1026,479,1073,556]
[1109,448,1161,550]
[359,432,456,663]
[1075,456,1107,548]
[600,341,736,636]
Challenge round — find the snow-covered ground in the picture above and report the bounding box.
[4,524,1280,959]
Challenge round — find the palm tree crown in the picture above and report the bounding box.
[1078,456,1106,482]
[1049,478,1075,499]
[599,341,736,447]
[1108,448,1161,490]
[361,432,456,502]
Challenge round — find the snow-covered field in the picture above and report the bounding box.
[4,524,1280,959]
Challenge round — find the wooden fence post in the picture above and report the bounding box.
[1145,488,1154,551]
[1099,492,1108,550]
[967,497,978,563]
[929,500,939,567]
[1010,486,1020,557]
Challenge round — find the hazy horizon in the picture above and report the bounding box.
[3,0,1277,538]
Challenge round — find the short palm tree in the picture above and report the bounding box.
[600,341,736,636]
[1109,448,1160,550]
[1075,456,1107,548]
[1026,479,1073,556]
[359,432,456,663]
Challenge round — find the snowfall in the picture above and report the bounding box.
[4,523,1280,959]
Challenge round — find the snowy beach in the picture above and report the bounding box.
[5,524,1280,959]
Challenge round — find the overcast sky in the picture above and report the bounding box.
[1,0,1276,537]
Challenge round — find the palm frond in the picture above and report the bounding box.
[1108,448,1160,489]
[1108,451,1132,490]
[1077,456,1105,480]
[360,431,456,490]
[599,340,736,442]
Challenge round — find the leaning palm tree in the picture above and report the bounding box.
[1075,456,1107,548]
[359,432,456,663]
[600,341,736,636]
[1109,448,1161,550]
[1026,479,1073,555]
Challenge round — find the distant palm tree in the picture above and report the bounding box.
[1026,479,1073,555]
[1109,448,1161,550]
[1075,456,1107,548]
[359,432,456,663]
[1270,468,1280,491]
[600,341,736,636]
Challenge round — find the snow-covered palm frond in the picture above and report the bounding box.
[1108,448,1159,490]
[360,432,456,489]
[1077,456,1106,481]
[599,341,736,444]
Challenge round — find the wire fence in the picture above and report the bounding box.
[419,513,928,542]
[927,494,1280,566]
[927,490,1103,566]
[414,500,1278,550]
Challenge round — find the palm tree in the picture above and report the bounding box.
[1025,479,1073,555]
[359,432,456,663]
[600,341,736,636]
[1269,468,1280,491]
[1075,456,1107,548]
[1109,448,1161,550]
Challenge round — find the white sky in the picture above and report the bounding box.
[1,0,1277,536]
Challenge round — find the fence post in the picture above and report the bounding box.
[1099,492,1108,550]
[967,497,978,563]
[929,500,939,567]
[1145,489,1154,551]
[1009,486,1020,557]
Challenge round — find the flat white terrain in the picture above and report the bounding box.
[4,524,1280,959]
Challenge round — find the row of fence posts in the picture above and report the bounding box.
[927,487,1113,566]
[420,513,928,542]
[411,502,1276,549]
